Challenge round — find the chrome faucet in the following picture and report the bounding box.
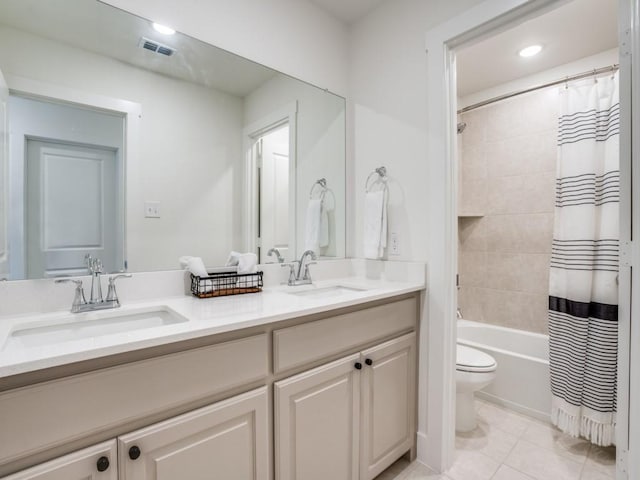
[55,255,132,313]
[267,247,285,263]
[86,254,103,304]
[281,250,317,286]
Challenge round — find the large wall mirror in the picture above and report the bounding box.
[0,0,346,280]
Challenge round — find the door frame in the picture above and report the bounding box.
[242,101,298,261]
[5,74,141,277]
[423,0,635,476]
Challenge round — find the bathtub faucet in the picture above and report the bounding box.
[456,308,463,320]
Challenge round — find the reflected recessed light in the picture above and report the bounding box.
[519,45,543,58]
[153,23,176,35]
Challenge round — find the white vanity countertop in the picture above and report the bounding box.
[0,275,424,379]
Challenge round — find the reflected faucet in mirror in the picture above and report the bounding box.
[267,248,285,263]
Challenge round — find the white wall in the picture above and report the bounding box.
[102,0,349,98]
[348,0,484,261]
[0,26,245,272]
[244,74,346,259]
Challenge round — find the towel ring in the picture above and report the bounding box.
[365,166,388,193]
[310,178,328,199]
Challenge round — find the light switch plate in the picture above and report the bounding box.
[390,232,400,255]
[144,201,160,218]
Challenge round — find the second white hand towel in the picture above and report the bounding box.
[363,190,387,259]
[304,198,323,253]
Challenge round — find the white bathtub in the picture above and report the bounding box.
[457,319,551,421]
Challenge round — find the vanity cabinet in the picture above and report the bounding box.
[1,294,419,480]
[2,441,117,480]
[274,332,416,480]
[119,386,269,480]
[2,388,268,480]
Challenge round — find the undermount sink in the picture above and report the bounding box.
[287,285,367,298]
[3,306,188,350]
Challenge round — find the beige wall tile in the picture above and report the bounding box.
[457,286,484,322]
[458,90,557,334]
[519,254,551,295]
[487,173,555,215]
[484,214,553,254]
[459,251,487,288]
[485,132,556,178]
[459,178,487,215]
[458,217,486,252]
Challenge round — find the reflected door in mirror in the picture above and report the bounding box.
[26,141,120,278]
[259,124,290,263]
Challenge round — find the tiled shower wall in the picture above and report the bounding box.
[457,88,558,334]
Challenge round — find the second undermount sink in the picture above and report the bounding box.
[287,285,368,299]
[3,306,189,351]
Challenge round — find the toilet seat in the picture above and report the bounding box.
[456,344,497,373]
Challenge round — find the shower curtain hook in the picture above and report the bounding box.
[593,68,598,83]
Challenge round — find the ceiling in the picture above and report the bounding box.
[456,0,618,97]
[308,0,385,24]
[0,0,277,97]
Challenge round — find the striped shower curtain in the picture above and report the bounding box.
[549,72,619,447]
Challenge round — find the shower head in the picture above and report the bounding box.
[457,122,467,134]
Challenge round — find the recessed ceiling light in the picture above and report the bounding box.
[152,23,176,35]
[519,45,543,58]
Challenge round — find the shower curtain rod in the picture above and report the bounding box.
[457,64,619,114]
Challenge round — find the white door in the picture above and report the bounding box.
[259,125,290,262]
[25,140,118,278]
[0,69,8,279]
[360,333,416,480]
[2,440,117,480]
[118,387,269,480]
[275,353,361,480]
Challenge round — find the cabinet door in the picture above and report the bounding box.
[118,387,269,480]
[2,440,117,480]
[360,332,416,480]
[275,353,360,480]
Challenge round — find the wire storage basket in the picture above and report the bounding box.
[190,271,264,298]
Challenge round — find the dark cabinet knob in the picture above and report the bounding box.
[96,456,110,472]
[365,358,373,366]
[354,362,362,370]
[129,445,141,460]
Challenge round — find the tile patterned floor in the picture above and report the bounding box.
[375,399,616,480]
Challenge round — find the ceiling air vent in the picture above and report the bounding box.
[139,37,176,57]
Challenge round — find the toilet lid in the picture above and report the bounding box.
[456,345,497,373]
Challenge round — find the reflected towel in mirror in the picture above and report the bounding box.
[305,198,329,253]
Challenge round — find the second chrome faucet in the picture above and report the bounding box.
[281,250,317,286]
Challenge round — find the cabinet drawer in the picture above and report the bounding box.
[0,334,268,465]
[274,296,417,373]
[2,440,117,480]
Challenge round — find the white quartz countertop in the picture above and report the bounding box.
[0,275,424,379]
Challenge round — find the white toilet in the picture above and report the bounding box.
[455,344,497,432]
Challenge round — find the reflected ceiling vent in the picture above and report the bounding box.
[139,37,176,57]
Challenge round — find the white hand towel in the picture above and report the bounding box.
[225,251,242,267]
[363,190,387,259]
[304,198,323,253]
[178,256,208,277]
[319,202,329,248]
[237,253,258,274]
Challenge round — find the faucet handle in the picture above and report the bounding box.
[281,261,299,284]
[55,278,87,311]
[302,261,317,280]
[105,274,132,305]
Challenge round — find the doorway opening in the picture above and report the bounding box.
[452,0,621,477]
